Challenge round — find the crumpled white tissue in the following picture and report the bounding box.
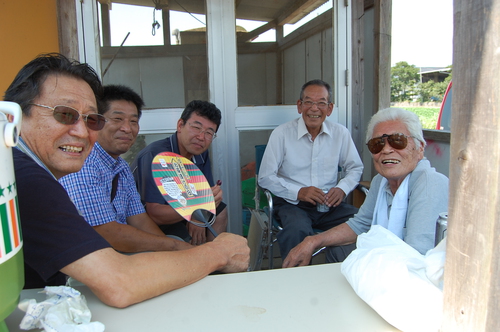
[18,286,105,332]
[341,225,446,332]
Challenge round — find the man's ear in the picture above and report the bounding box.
[176,118,184,132]
[417,141,425,159]
[297,99,302,114]
[326,103,334,117]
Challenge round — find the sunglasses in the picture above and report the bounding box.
[30,103,107,131]
[366,133,413,154]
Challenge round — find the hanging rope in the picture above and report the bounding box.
[151,7,161,36]
[151,0,162,36]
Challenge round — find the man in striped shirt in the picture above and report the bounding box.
[60,85,192,253]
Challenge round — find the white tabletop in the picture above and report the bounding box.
[5,263,399,331]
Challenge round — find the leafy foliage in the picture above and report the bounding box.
[417,70,452,102]
[391,63,452,102]
[391,62,420,102]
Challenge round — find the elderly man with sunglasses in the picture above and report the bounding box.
[131,100,227,246]
[5,53,249,307]
[282,107,449,268]
[258,79,364,262]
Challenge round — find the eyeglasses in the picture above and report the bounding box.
[186,121,217,141]
[366,133,413,154]
[301,100,330,109]
[30,104,107,131]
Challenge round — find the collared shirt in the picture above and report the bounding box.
[346,159,449,254]
[13,146,110,288]
[15,137,57,180]
[59,142,145,226]
[258,117,363,204]
[130,132,214,205]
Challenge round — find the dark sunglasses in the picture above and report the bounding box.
[30,103,107,131]
[366,133,413,154]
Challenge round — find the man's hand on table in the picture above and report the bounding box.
[282,236,317,268]
[209,232,250,273]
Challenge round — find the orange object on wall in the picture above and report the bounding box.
[0,0,59,96]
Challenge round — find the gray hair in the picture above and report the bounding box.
[365,108,426,148]
[299,79,333,103]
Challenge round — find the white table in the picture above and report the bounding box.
[5,263,400,331]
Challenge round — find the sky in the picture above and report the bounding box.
[391,0,453,68]
[106,0,453,68]
[106,1,333,46]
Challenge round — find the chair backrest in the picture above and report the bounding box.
[247,208,269,271]
[255,144,267,176]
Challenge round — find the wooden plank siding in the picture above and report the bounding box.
[442,0,500,330]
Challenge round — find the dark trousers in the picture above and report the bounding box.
[273,197,358,260]
[325,243,357,263]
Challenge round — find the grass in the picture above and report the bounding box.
[392,107,440,130]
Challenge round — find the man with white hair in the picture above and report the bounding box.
[283,107,449,267]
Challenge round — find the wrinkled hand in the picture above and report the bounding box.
[188,221,206,245]
[297,186,325,205]
[211,184,223,207]
[282,238,317,268]
[212,232,250,273]
[327,188,345,207]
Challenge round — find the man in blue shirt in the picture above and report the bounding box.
[60,85,192,252]
[131,100,227,246]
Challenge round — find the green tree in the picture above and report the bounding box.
[418,67,452,102]
[391,61,420,102]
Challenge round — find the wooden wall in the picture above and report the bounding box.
[0,0,59,96]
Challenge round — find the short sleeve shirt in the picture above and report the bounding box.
[13,149,111,288]
[59,142,145,226]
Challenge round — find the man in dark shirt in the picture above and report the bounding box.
[4,53,249,308]
[132,100,227,245]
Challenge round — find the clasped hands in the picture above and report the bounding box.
[297,186,345,208]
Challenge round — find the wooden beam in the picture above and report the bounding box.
[237,20,277,43]
[276,25,284,104]
[162,8,171,46]
[277,9,332,50]
[364,0,375,10]
[276,0,327,25]
[441,0,500,330]
[423,129,450,143]
[57,0,79,60]
[235,0,243,11]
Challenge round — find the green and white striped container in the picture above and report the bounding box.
[0,102,23,332]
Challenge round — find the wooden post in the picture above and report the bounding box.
[351,0,365,151]
[373,0,391,112]
[442,0,500,330]
[101,3,111,47]
[57,0,79,60]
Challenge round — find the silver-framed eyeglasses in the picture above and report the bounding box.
[301,100,330,109]
[30,103,107,131]
[186,121,217,140]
